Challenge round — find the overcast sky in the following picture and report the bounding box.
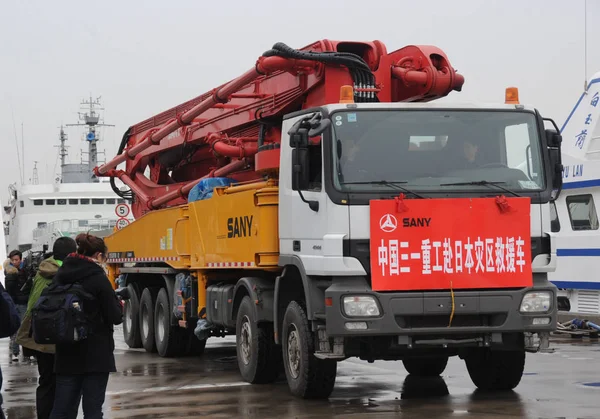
[0,0,597,200]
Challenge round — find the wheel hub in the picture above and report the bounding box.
[287,324,300,379]
[125,302,132,332]
[239,316,252,365]
[157,304,165,342]
[142,306,149,339]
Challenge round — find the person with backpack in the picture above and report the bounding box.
[45,233,123,419]
[16,237,77,419]
[4,250,31,362]
[0,279,22,419]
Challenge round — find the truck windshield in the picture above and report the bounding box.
[331,110,545,193]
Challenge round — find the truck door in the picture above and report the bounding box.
[278,113,356,276]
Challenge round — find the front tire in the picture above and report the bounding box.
[235,296,280,383]
[154,288,186,357]
[282,301,337,399]
[123,284,142,349]
[465,349,525,391]
[402,356,448,376]
[139,287,159,353]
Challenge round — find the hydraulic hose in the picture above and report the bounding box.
[262,42,378,102]
[110,127,133,201]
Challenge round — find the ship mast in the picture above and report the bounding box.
[66,95,114,183]
[32,161,39,185]
[56,126,68,169]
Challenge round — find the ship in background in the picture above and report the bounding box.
[2,96,132,256]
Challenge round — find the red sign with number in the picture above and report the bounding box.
[369,197,532,291]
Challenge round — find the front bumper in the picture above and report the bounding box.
[324,275,557,337]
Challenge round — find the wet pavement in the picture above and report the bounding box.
[1,328,599,418]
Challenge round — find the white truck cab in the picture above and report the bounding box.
[275,98,562,394]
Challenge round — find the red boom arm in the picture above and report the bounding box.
[95,40,464,218]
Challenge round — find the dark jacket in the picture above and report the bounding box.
[53,254,123,375]
[4,260,31,306]
[0,282,21,338]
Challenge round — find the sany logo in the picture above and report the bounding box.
[379,214,398,232]
[166,128,183,141]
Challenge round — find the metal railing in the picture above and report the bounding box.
[32,218,118,243]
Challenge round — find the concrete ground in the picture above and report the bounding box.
[2,327,599,419]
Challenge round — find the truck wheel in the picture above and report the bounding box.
[282,301,337,399]
[154,288,186,357]
[465,349,525,391]
[235,296,281,384]
[139,287,159,353]
[123,284,142,349]
[402,356,448,376]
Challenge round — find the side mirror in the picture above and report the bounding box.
[115,287,131,301]
[288,113,331,148]
[287,114,322,212]
[548,147,563,197]
[292,149,310,190]
[542,119,563,200]
[288,113,314,148]
[545,129,562,148]
[308,116,331,137]
[290,131,309,148]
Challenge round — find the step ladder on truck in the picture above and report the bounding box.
[94,39,564,399]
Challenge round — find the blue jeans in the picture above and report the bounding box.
[49,374,108,419]
[9,304,27,356]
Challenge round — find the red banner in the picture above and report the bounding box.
[369,197,532,291]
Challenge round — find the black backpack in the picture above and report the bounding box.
[31,280,96,344]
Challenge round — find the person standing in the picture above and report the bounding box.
[0,279,22,419]
[4,250,31,362]
[49,233,123,419]
[16,237,77,419]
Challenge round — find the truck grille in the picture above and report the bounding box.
[395,313,508,329]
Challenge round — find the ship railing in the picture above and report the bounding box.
[33,218,118,242]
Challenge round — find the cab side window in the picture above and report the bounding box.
[566,194,599,231]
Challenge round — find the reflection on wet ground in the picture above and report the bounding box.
[2,328,600,418]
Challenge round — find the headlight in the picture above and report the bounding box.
[520,292,552,313]
[343,296,380,317]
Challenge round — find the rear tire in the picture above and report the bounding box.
[235,296,281,384]
[154,288,186,357]
[282,301,337,399]
[139,287,159,353]
[402,356,448,376]
[465,349,525,391]
[123,284,142,349]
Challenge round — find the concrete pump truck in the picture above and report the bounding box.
[95,39,563,399]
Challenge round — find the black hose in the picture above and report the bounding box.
[262,42,378,102]
[258,123,266,148]
[110,127,134,201]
